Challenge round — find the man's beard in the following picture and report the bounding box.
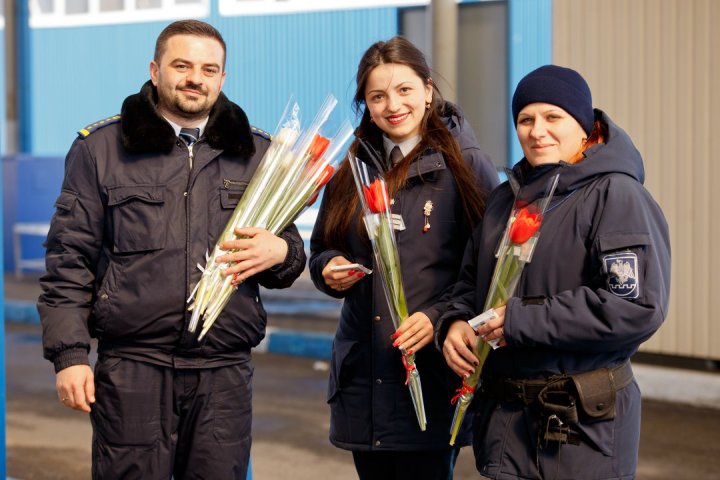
[163,82,214,120]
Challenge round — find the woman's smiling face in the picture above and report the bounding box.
[516,103,587,166]
[364,63,432,144]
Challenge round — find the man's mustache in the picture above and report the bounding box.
[178,82,207,95]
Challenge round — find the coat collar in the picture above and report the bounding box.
[356,135,446,181]
[120,80,255,157]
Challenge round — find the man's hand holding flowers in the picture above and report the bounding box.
[217,227,289,285]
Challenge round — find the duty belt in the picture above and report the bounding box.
[479,362,634,406]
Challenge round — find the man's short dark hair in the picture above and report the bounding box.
[154,19,227,69]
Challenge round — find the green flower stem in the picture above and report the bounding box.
[448,244,523,445]
[372,213,424,429]
[377,216,408,326]
[495,246,516,298]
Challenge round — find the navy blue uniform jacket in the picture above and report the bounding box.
[437,111,671,479]
[310,103,499,451]
[39,81,306,372]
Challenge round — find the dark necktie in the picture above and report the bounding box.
[389,145,404,166]
[179,127,200,146]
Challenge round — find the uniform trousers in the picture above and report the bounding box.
[90,355,253,479]
[352,448,460,480]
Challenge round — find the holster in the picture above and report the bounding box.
[480,362,634,446]
[537,376,580,445]
[571,361,633,422]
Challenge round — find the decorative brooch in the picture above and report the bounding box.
[423,200,433,233]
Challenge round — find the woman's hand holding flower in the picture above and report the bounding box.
[443,306,507,378]
[473,305,507,347]
[217,227,288,284]
[443,321,481,378]
[391,312,433,354]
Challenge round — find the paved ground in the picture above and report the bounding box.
[6,320,720,480]
[6,274,720,479]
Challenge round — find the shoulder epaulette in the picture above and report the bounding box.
[251,126,272,141]
[78,114,121,138]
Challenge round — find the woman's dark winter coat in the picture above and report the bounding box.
[437,111,671,479]
[310,103,499,451]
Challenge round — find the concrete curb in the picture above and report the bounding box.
[633,364,720,410]
[255,326,333,360]
[5,300,40,324]
[4,298,335,360]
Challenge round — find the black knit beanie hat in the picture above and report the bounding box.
[511,65,594,135]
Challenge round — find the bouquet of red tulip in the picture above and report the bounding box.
[187,96,353,340]
[448,173,560,445]
[348,154,427,431]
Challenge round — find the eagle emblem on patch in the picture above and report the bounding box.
[603,252,639,299]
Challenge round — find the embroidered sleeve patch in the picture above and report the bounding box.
[603,251,640,299]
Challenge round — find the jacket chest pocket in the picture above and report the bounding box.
[107,185,166,254]
[212,180,246,230]
[220,180,247,210]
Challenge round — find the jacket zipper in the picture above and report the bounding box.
[187,144,194,169]
[223,178,246,188]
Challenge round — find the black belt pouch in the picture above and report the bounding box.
[571,368,616,422]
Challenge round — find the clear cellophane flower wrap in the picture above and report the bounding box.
[348,154,427,432]
[448,173,560,445]
[187,95,353,340]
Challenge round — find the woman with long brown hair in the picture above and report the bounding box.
[309,36,498,479]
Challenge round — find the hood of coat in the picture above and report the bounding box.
[440,101,480,153]
[507,110,645,201]
[120,80,255,157]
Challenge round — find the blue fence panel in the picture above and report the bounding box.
[3,155,64,273]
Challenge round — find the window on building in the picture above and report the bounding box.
[218,0,426,17]
[29,0,209,28]
[99,0,124,12]
[66,0,89,14]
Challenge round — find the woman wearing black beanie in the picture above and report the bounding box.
[438,65,671,479]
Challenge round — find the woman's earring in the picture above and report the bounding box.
[582,137,588,144]
[425,102,431,110]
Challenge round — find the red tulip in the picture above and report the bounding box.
[363,179,388,213]
[508,207,542,244]
[306,166,335,207]
[307,134,330,162]
[317,165,334,188]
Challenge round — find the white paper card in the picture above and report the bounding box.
[468,308,502,349]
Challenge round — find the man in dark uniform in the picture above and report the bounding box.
[38,20,306,479]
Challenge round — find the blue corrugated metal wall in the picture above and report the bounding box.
[15,7,398,272]
[507,0,552,166]
[215,9,399,135]
[28,8,399,156]
[30,22,185,156]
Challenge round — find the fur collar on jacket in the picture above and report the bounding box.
[120,80,255,157]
